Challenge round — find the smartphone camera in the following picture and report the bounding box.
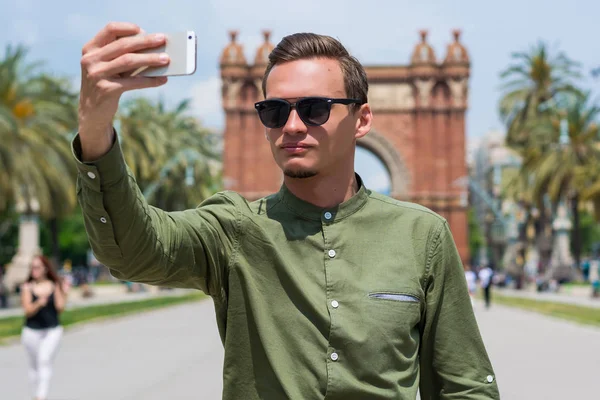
[188,35,192,39]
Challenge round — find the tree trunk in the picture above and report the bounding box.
[571,194,581,270]
[49,217,61,268]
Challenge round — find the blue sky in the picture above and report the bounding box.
[2,0,598,193]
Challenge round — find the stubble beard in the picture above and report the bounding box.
[283,168,318,179]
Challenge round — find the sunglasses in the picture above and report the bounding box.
[254,97,363,129]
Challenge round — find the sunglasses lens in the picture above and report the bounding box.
[297,98,331,126]
[257,101,289,128]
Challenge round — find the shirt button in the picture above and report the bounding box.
[486,375,494,383]
[330,352,339,361]
[331,300,339,308]
[100,217,107,224]
[328,249,336,258]
[87,171,96,179]
[324,212,332,220]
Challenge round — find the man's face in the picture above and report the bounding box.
[263,58,369,179]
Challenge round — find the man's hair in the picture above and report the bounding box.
[261,33,368,110]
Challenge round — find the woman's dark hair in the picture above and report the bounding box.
[27,255,63,290]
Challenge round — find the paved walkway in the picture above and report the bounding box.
[0,299,597,399]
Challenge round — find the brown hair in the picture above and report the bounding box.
[262,33,368,110]
[27,255,63,290]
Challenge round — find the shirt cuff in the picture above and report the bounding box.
[71,130,128,192]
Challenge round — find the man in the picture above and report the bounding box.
[75,22,499,399]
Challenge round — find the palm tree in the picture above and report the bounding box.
[499,41,582,150]
[116,97,172,192]
[530,92,600,269]
[498,42,586,280]
[0,44,78,264]
[117,97,221,209]
[144,148,221,211]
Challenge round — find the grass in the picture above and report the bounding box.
[90,280,122,286]
[561,282,591,288]
[491,292,600,327]
[0,292,206,343]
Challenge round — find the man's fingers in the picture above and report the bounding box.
[86,52,169,79]
[97,33,166,62]
[105,76,168,94]
[82,22,141,55]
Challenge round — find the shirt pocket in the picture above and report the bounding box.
[368,292,421,303]
[346,287,423,381]
[364,288,422,339]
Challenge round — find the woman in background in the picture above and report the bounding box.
[20,255,70,400]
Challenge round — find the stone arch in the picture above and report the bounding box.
[357,130,410,198]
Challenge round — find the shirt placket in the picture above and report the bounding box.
[321,210,341,398]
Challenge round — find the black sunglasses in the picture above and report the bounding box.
[254,97,363,129]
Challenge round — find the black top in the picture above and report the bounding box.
[25,290,60,330]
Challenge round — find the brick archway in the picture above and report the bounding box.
[219,29,471,262]
[357,131,409,198]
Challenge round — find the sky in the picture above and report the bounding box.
[2,0,599,193]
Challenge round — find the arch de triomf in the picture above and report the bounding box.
[219,29,471,262]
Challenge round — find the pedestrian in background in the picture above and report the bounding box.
[478,264,494,309]
[20,255,70,400]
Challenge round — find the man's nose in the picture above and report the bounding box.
[282,109,307,135]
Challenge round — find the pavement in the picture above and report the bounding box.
[1,297,598,399]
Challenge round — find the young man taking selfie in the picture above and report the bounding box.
[74,22,499,400]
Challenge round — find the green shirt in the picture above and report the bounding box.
[73,134,499,400]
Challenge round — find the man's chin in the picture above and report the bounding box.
[283,168,318,179]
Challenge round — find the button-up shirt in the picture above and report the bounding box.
[72,134,499,399]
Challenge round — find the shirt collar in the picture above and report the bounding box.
[276,173,369,222]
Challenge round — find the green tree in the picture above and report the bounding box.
[498,41,589,278]
[117,97,221,210]
[529,92,600,268]
[468,207,486,264]
[0,44,78,264]
[499,41,581,151]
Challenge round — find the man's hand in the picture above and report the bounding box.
[78,22,170,161]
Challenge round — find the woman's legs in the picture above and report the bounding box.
[36,326,63,399]
[21,327,43,397]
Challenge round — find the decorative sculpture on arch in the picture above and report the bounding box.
[415,79,435,108]
[448,77,467,108]
[223,79,243,109]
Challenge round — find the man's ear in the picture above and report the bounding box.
[355,103,372,140]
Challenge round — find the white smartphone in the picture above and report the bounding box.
[129,31,197,77]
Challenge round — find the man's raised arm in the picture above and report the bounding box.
[74,22,239,295]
